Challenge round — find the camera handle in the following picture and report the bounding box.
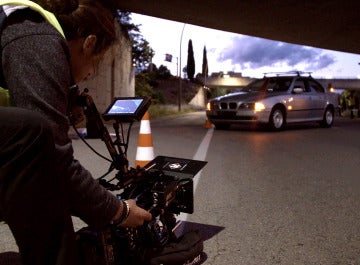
[80,90,129,175]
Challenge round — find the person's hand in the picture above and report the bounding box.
[112,199,152,228]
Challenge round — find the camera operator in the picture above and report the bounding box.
[0,1,152,265]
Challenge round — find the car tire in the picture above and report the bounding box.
[319,107,334,128]
[214,123,231,130]
[269,107,285,131]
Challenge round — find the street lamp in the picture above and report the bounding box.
[178,23,186,112]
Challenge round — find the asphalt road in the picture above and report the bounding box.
[191,116,360,265]
[1,112,360,265]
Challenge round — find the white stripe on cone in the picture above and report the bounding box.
[139,120,151,134]
[135,146,154,161]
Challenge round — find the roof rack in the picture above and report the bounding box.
[263,71,312,77]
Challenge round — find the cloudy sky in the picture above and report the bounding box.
[131,13,360,79]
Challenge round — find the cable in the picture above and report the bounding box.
[71,124,112,163]
[125,122,133,154]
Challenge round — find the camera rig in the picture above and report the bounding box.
[72,89,207,265]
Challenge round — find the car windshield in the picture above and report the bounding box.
[242,77,292,93]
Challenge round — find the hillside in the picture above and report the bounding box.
[152,77,202,105]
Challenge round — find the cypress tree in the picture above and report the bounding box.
[187,39,195,81]
[202,45,209,78]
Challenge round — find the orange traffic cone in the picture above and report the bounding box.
[135,111,155,167]
[204,119,213,128]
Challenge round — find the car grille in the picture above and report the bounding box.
[219,102,238,110]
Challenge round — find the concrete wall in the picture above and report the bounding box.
[197,75,255,90]
[189,87,207,108]
[79,22,135,112]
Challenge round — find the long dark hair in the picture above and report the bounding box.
[34,0,117,54]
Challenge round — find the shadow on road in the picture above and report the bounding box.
[174,220,225,242]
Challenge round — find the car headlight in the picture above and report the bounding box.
[206,102,212,111]
[254,102,266,112]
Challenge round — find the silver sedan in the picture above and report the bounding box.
[206,73,338,130]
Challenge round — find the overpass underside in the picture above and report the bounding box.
[111,0,360,55]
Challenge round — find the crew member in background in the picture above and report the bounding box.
[346,90,356,119]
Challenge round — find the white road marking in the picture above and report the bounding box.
[178,128,214,221]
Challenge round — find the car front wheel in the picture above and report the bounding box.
[269,107,285,131]
[319,107,334,128]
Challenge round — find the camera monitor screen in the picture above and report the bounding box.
[103,97,150,122]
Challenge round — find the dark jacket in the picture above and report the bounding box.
[1,8,119,227]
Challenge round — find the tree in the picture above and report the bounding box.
[157,65,172,79]
[134,72,153,98]
[117,11,155,71]
[202,46,209,78]
[186,39,195,81]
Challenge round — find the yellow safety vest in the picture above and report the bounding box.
[0,0,65,106]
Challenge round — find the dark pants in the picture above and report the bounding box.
[0,107,80,265]
[349,105,355,118]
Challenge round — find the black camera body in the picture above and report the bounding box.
[116,168,194,251]
[111,156,203,250]
[120,167,194,215]
[78,169,196,265]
